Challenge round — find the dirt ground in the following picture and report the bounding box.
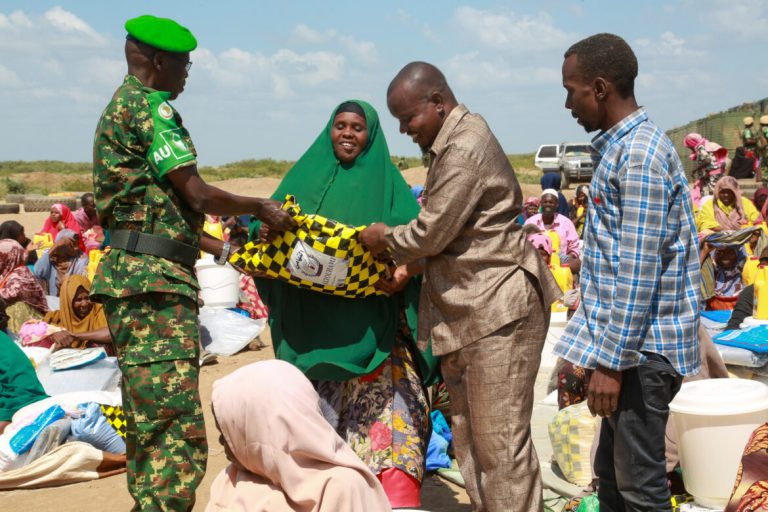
[0,171,479,511]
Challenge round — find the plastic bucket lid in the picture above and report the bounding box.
[670,379,768,416]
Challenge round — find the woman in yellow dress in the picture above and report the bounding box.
[697,176,760,233]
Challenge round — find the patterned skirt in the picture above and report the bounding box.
[557,359,591,410]
[726,422,768,511]
[315,324,429,484]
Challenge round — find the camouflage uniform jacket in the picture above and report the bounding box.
[91,74,203,303]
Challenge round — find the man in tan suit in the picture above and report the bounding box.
[360,62,560,512]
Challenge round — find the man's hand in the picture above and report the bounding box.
[50,330,76,352]
[521,223,541,235]
[49,237,78,260]
[257,199,296,232]
[587,365,622,417]
[258,224,280,243]
[375,264,410,295]
[359,223,388,256]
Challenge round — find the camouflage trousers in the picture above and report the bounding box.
[104,293,207,512]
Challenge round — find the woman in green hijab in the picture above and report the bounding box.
[251,100,436,508]
[0,298,48,434]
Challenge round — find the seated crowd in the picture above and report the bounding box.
[0,193,269,429]
[522,171,768,318]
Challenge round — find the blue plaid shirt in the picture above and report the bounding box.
[555,109,701,376]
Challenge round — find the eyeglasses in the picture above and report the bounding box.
[173,57,192,72]
[165,53,192,72]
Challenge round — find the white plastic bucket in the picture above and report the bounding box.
[195,256,240,308]
[670,379,768,508]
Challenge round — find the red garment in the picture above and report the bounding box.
[706,295,740,311]
[0,239,47,313]
[237,274,268,319]
[39,203,84,251]
[377,468,421,508]
[72,207,100,232]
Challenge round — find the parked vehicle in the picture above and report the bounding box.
[558,142,593,188]
[534,144,560,172]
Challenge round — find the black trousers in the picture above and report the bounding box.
[595,353,683,512]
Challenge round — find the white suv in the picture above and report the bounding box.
[557,142,593,189]
[534,144,560,172]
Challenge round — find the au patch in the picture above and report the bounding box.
[159,128,192,158]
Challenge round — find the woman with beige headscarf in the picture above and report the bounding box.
[207,359,391,512]
[697,176,761,233]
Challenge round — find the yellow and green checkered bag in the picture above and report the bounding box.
[229,195,390,299]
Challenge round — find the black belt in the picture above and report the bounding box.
[110,230,198,268]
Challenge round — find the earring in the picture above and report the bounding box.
[437,107,445,118]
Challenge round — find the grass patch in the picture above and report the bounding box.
[508,152,535,171]
[0,161,91,174]
[198,159,293,182]
[0,153,541,196]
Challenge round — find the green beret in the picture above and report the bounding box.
[125,15,197,53]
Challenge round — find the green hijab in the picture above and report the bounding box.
[251,100,437,383]
[0,331,48,422]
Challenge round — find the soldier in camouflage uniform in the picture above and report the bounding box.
[91,15,294,511]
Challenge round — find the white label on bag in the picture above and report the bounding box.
[287,239,349,288]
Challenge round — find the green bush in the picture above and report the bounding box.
[4,177,26,194]
[0,160,90,174]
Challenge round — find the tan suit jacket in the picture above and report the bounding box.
[384,104,560,356]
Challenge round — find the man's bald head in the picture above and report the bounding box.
[387,61,455,103]
[386,62,458,151]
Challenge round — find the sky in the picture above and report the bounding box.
[1,0,767,166]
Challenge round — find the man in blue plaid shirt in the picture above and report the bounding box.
[556,33,700,511]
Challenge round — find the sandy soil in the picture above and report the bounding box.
[0,171,476,511]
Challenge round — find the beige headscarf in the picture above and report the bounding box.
[714,176,748,230]
[206,360,391,512]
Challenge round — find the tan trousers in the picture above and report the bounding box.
[441,276,549,512]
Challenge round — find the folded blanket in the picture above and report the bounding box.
[0,441,125,489]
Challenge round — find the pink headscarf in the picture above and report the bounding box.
[523,196,540,220]
[684,133,727,161]
[207,360,391,512]
[0,239,47,313]
[714,176,748,231]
